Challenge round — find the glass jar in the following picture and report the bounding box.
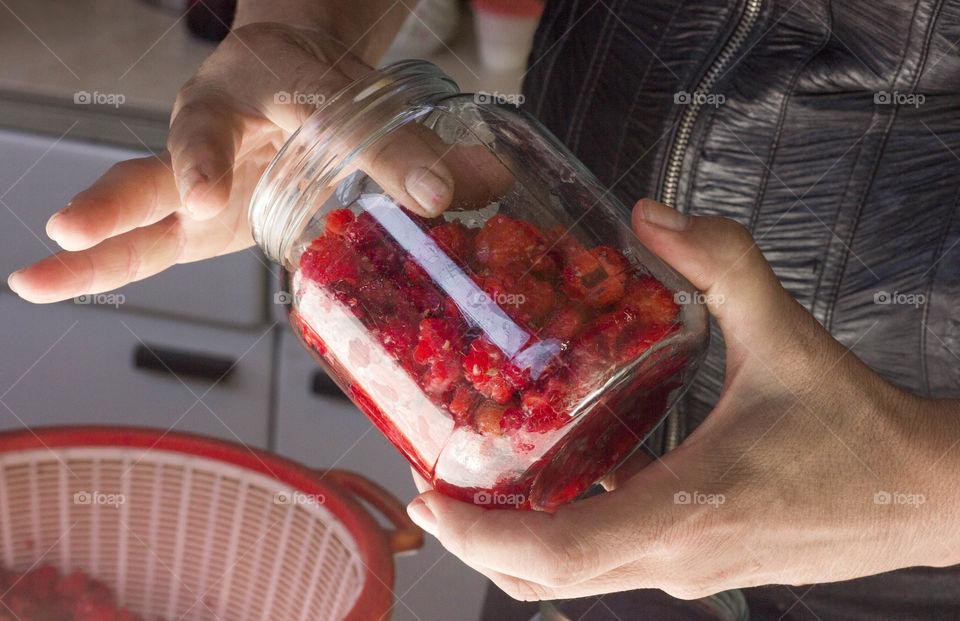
[249,61,708,511]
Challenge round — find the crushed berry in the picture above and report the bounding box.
[298,207,683,445]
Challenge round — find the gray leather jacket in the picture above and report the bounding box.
[522,0,960,617]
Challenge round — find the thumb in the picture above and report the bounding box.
[167,93,243,220]
[631,199,805,352]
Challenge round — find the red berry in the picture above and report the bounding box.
[619,274,680,326]
[542,306,588,341]
[474,401,512,435]
[376,319,416,360]
[413,319,462,365]
[499,406,524,432]
[324,208,355,236]
[480,263,557,327]
[474,214,550,270]
[561,245,630,307]
[462,338,532,404]
[447,384,478,426]
[301,235,359,285]
[421,357,460,396]
[344,211,386,248]
[521,377,569,432]
[24,565,57,599]
[56,570,89,599]
[428,221,472,264]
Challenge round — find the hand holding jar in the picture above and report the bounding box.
[405,199,960,601]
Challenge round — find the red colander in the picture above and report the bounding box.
[0,426,423,621]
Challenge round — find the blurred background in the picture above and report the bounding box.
[0,0,540,619]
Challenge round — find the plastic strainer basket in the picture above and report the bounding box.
[0,426,423,621]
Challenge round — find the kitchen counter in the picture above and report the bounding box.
[0,0,524,150]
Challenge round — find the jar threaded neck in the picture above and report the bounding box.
[248,60,459,264]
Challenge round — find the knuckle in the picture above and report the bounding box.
[500,577,551,602]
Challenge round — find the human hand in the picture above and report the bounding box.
[406,199,960,600]
[7,20,470,303]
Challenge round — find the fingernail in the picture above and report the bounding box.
[639,199,690,231]
[407,497,437,535]
[46,210,67,240]
[7,269,23,294]
[405,167,451,215]
[179,168,208,212]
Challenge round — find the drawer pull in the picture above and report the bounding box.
[133,344,235,382]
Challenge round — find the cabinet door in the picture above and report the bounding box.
[0,296,272,448]
[272,332,487,621]
[0,129,268,326]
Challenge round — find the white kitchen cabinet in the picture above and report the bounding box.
[272,332,487,621]
[0,295,272,448]
[0,128,268,326]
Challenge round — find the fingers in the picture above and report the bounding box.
[630,199,813,352]
[168,96,243,220]
[8,205,253,304]
[406,477,675,588]
[46,154,180,252]
[9,216,185,303]
[361,123,455,217]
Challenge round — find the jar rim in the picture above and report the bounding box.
[248,60,460,264]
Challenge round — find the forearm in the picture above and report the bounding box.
[912,395,960,567]
[234,0,408,65]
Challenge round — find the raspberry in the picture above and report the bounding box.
[481,263,557,327]
[56,570,89,599]
[407,285,444,318]
[542,306,588,341]
[462,338,534,403]
[24,565,57,599]
[620,321,681,361]
[376,319,416,360]
[475,401,517,435]
[421,357,460,396]
[414,318,462,365]
[324,208,355,235]
[521,377,569,432]
[499,406,524,432]
[356,275,405,318]
[561,245,630,307]
[428,221,473,264]
[403,258,430,284]
[619,274,680,326]
[448,384,478,426]
[474,214,550,270]
[301,235,359,285]
[344,211,386,248]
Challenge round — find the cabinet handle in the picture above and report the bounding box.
[133,344,235,382]
[311,370,348,400]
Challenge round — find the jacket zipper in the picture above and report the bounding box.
[660,0,763,452]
